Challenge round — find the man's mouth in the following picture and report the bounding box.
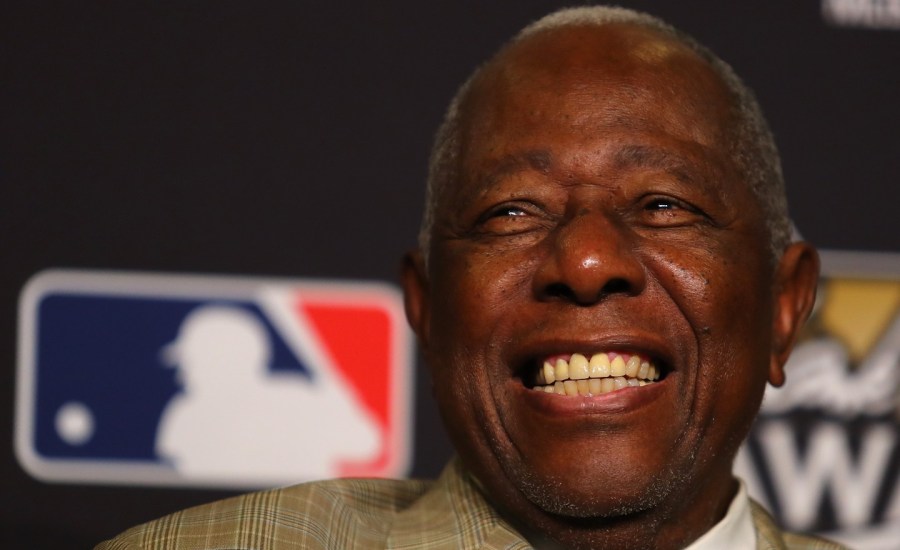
[528,352,662,397]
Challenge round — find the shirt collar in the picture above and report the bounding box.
[684,480,757,550]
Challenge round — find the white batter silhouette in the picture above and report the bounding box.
[155,305,380,485]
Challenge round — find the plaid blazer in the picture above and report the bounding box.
[96,459,848,550]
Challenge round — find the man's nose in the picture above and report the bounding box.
[532,211,646,305]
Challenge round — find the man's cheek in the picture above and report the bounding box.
[644,251,717,310]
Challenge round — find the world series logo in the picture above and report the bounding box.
[735,250,900,550]
[16,270,413,488]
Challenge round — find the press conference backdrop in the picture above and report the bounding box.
[3,2,898,548]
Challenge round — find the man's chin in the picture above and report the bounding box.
[509,466,679,520]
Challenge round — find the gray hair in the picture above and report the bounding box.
[419,6,791,263]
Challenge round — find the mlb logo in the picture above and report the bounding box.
[16,269,413,488]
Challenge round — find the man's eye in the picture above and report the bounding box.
[645,198,679,211]
[640,196,707,226]
[489,206,528,218]
[473,202,550,237]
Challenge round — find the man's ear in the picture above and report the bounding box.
[401,250,430,349]
[769,242,819,387]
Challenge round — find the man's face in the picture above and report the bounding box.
[406,24,802,526]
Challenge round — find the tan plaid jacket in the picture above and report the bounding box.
[96,458,848,550]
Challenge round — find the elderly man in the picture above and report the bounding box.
[98,6,843,550]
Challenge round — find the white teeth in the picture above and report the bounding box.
[600,377,615,393]
[543,361,556,384]
[569,353,589,380]
[531,351,662,395]
[555,358,569,381]
[576,379,590,396]
[610,356,627,377]
[625,356,640,378]
[589,353,610,377]
[638,361,649,379]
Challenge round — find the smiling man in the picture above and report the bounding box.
[98,6,843,550]
[400,6,829,549]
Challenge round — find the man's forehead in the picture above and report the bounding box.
[486,22,709,85]
[455,26,732,158]
[459,22,732,137]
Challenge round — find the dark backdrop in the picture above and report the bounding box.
[3,1,898,547]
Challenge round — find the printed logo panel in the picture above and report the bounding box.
[822,0,900,29]
[16,270,413,488]
[735,250,900,550]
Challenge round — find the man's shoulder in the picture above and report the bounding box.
[749,500,850,550]
[95,477,434,550]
